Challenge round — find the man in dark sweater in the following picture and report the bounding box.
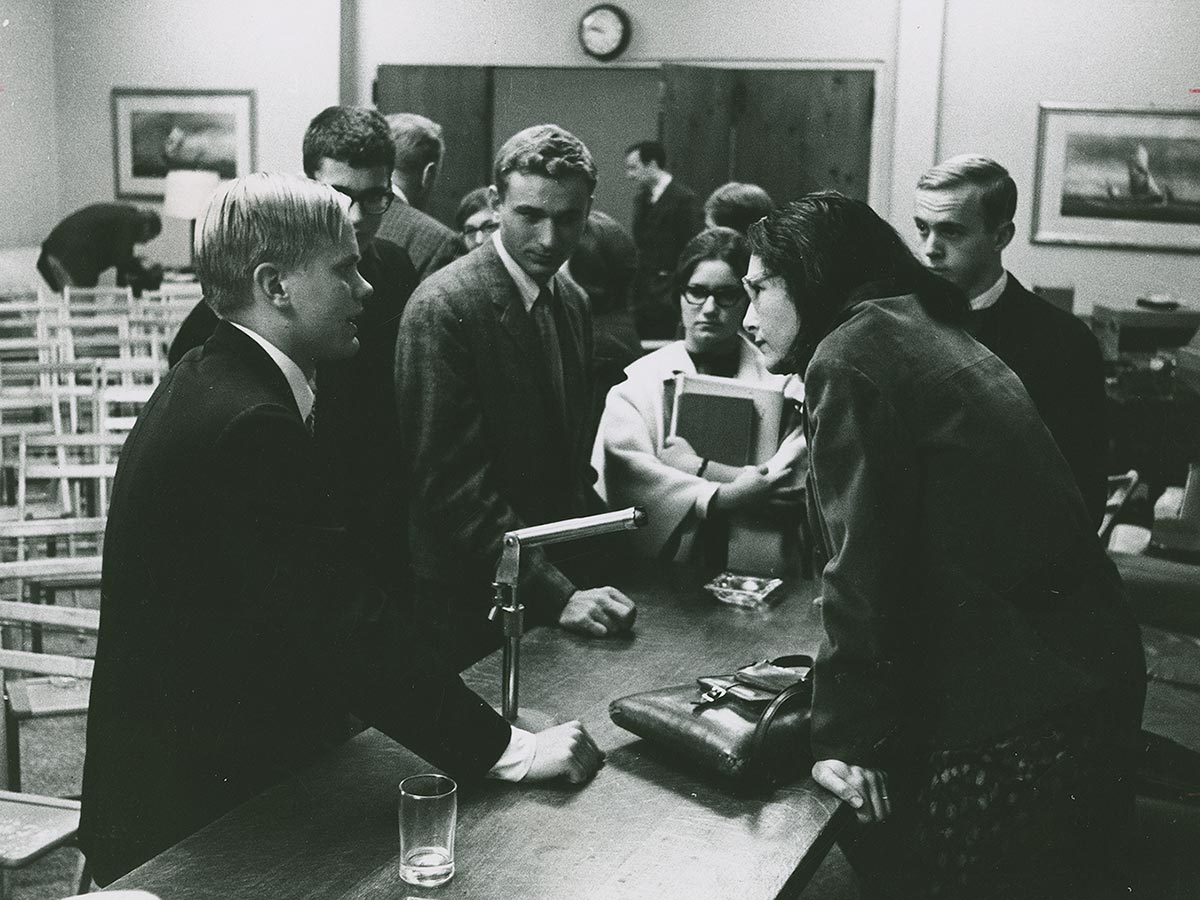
[38,203,161,291]
[913,155,1108,527]
[624,140,703,339]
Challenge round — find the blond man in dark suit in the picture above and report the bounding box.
[82,173,605,886]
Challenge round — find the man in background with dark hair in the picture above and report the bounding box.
[704,181,774,235]
[913,154,1107,525]
[376,112,463,280]
[169,105,419,588]
[624,139,703,339]
[397,124,636,670]
[39,203,162,292]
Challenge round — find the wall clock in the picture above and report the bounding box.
[578,4,632,62]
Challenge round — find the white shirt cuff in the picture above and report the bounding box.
[486,726,537,781]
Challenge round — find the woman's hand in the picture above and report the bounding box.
[658,436,703,474]
[812,758,891,824]
[713,464,792,512]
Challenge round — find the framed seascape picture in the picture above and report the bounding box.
[1031,104,1200,253]
[111,88,256,200]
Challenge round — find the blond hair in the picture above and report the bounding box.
[194,172,347,316]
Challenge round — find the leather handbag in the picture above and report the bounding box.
[609,654,814,785]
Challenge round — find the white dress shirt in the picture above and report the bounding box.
[649,172,673,205]
[230,320,537,781]
[970,270,1008,312]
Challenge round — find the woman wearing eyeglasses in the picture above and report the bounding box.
[591,227,806,562]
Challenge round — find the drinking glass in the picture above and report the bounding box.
[398,773,457,887]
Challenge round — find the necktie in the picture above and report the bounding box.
[532,286,566,418]
[304,387,317,437]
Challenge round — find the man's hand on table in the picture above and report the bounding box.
[525,720,605,784]
[812,759,891,824]
[558,587,636,637]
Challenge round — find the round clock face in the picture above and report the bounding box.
[580,5,630,60]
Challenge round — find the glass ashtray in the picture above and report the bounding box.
[703,571,784,609]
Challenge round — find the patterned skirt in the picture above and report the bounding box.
[841,694,1141,900]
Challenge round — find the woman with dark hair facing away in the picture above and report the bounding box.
[743,192,1145,899]
[592,227,805,562]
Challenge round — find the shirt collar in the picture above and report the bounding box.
[228,322,316,420]
[391,182,409,204]
[970,270,1008,312]
[492,230,557,312]
[649,172,673,205]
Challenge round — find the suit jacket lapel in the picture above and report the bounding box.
[208,321,304,422]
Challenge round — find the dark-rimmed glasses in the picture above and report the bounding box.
[330,185,394,216]
[682,284,747,308]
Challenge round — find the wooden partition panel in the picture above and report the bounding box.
[735,69,875,204]
[661,66,875,212]
[375,65,494,229]
[660,65,737,198]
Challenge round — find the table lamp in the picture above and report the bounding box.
[490,507,646,722]
[163,169,221,271]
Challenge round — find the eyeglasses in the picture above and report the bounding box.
[740,272,781,301]
[463,219,500,238]
[330,186,394,216]
[682,284,747,308]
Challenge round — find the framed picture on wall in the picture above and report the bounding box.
[1031,103,1200,253]
[111,88,256,200]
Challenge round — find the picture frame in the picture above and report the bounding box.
[111,88,256,200]
[1031,103,1200,253]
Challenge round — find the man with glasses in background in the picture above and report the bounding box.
[169,106,420,589]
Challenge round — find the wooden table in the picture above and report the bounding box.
[109,563,848,900]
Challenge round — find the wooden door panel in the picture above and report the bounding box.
[375,65,493,228]
[734,69,874,204]
[660,65,737,205]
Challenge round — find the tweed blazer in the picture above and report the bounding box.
[803,292,1143,765]
[395,239,596,624]
[376,200,463,281]
[971,273,1108,527]
[81,322,510,885]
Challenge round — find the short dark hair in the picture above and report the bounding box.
[454,186,494,231]
[137,209,162,241]
[493,124,597,198]
[917,155,1017,231]
[386,113,444,176]
[746,191,965,374]
[625,140,666,167]
[302,106,395,178]
[569,210,637,316]
[673,227,750,300]
[704,182,774,235]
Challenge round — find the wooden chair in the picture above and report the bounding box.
[0,598,98,898]
[0,599,97,791]
[0,789,83,900]
[16,434,121,519]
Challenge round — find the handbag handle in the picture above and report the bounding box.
[748,654,814,785]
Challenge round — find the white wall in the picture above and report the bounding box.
[936,0,1200,314]
[49,0,341,263]
[0,0,61,248]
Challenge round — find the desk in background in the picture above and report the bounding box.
[108,563,847,900]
